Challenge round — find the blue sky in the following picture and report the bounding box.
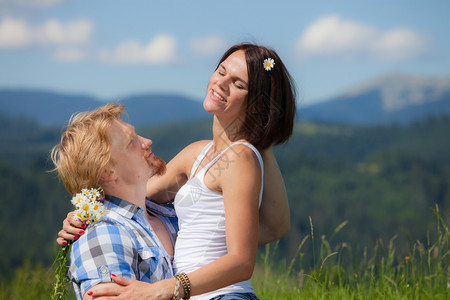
[0,0,449,106]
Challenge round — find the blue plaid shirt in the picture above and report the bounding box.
[68,196,178,299]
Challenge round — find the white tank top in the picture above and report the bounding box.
[173,141,264,299]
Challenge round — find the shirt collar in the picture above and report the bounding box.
[104,196,145,220]
[145,198,177,218]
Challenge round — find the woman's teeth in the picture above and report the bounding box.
[213,90,226,102]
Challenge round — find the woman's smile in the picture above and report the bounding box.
[211,89,227,103]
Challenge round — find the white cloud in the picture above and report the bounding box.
[190,35,227,56]
[373,28,428,61]
[0,17,31,47]
[37,19,93,45]
[0,17,93,48]
[296,15,429,61]
[99,34,178,64]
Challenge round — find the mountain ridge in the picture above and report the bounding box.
[342,73,450,111]
[0,89,209,127]
[299,73,450,124]
[1,73,450,126]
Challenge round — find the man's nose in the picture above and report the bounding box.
[140,137,152,148]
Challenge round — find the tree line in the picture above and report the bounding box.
[0,114,449,279]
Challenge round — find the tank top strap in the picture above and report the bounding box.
[202,141,264,172]
[203,141,264,207]
[202,143,235,171]
[189,141,213,178]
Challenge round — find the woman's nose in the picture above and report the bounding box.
[216,77,229,91]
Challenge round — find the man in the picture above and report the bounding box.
[51,103,177,300]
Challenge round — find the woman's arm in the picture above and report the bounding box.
[179,145,261,295]
[146,140,210,203]
[258,146,290,245]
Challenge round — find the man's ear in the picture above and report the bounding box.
[100,168,117,183]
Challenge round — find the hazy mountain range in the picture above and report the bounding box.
[299,73,450,124]
[0,90,208,127]
[1,73,449,127]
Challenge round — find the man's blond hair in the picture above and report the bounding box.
[51,103,125,195]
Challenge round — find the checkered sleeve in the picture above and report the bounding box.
[68,220,137,299]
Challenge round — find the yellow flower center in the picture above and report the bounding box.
[94,205,98,210]
[83,204,90,211]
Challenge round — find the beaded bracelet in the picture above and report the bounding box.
[172,277,181,300]
[175,272,191,300]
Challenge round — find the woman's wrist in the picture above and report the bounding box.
[172,276,181,300]
[162,277,178,299]
[173,272,191,299]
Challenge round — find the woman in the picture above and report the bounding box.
[59,43,296,299]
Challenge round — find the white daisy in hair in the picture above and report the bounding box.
[263,58,275,71]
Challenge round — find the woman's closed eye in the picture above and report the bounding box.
[233,81,245,89]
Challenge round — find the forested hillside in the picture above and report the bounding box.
[0,114,449,279]
[278,119,450,260]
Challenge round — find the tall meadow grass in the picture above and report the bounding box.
[1,205,448,299]
[252,205,449,299]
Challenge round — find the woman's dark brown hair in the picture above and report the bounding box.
[216,43,297,149]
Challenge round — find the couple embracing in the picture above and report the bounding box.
[53,43,296,300]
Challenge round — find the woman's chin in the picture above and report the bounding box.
[203,98,218,114]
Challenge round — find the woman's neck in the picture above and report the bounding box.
[211,116,245,150]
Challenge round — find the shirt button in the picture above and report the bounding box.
[100,265,109,275]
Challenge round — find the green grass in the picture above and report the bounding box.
[252,205,449,299]
[2,205,448,299]
[0,260,74,299]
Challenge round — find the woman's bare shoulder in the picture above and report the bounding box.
[180,140,211,156]
[228,143,260,161]
[169,140,211,169]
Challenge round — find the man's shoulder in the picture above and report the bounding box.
[86,211,129,232]
[74,215,135,248]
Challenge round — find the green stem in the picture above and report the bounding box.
[51,242,72,300]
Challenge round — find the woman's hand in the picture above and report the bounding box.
[56,211,86,245]
[88,275,174,300]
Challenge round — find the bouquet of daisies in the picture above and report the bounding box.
[71,188,105,225]
[51,188,105,299]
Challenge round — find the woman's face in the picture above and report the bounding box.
[203,50,249,120]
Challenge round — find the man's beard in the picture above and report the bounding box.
[149,155,167,177]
